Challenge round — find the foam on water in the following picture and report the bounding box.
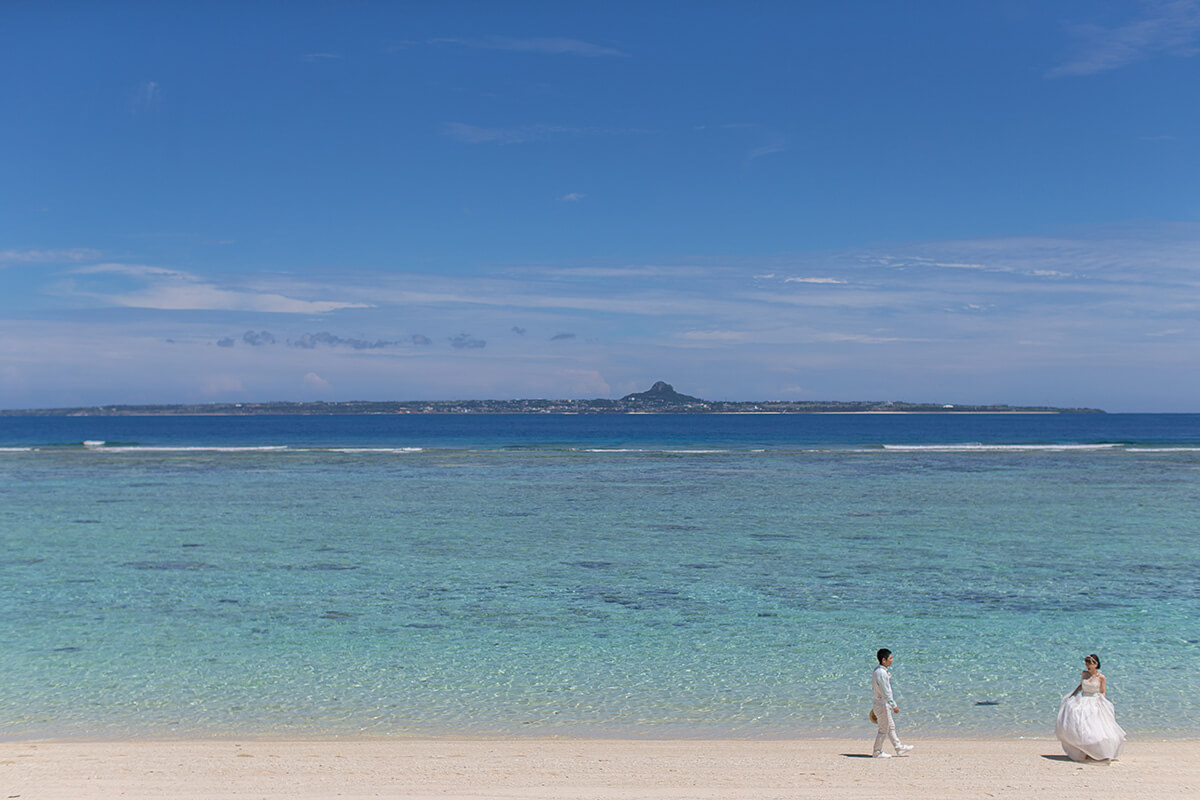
[321,447,425,453]
[580,448,738,454]
[881,443,1122,452]
[89,444,292,452]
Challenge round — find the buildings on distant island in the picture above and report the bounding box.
[0,381,1104,416]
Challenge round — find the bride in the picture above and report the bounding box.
[1055,653,1126,762]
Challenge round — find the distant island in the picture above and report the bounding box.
[0,381,1104,416]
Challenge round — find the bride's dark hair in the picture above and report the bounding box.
[1086,653,1101,669]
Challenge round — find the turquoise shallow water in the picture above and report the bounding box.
[1,414,1198,738]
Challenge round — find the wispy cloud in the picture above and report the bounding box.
[65,263,370,313]
[133,80,160,113]
[442,122,649,145]
[73,263,184,279]
[719,124,788,164]
[442,122,573,144]
[559,192,586,202]
[0,248,101,265]
[677,330,752,343]
[784,276,847,284]
[1049,0,1200,77]
[745,130,787,163]
[353,283,735,316]
[303,52,343,62]
[511,264,723,279]
[430,36,628,58]
[673,326,916,348]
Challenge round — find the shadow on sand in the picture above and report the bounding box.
[1042,754,1111,765]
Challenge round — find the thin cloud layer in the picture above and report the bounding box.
[132,80,160,113]
[442,123,648,145]
[1049,0,1200,77]
[125,228,1200,380]
[0,248,101,265]
[430,36,628,58]
[65,263,369,313]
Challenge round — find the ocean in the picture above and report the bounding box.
[2,413,1198,739]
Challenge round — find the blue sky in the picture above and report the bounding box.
[3,1,1200,411]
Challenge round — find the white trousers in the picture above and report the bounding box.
[873,705,902,755]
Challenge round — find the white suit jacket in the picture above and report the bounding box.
[872,665,898,711]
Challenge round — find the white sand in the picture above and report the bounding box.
[4,737,1197,799]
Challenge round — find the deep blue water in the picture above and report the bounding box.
[2,412,1199,449]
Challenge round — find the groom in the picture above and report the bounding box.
[872,648,915,758]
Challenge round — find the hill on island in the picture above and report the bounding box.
[620,381,703,405]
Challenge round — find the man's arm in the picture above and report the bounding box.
[876,669,898,711]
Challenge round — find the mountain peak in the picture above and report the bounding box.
[620,381,704,404]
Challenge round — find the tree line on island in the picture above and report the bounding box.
[1,382,1104,415]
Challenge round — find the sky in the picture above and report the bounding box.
[3,1,1200,412]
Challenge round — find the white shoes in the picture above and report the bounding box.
[874,745,914,759]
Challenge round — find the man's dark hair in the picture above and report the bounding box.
[877,648,892,664]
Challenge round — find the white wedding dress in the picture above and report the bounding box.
[1055,675,1126,761]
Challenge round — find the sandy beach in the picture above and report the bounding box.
[4,737,1198,799]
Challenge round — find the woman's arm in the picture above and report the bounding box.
[1070,671,1086,696]
[1099,674,1107,695]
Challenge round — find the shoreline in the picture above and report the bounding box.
[5,736,1198,799]
[9,729,1200,744]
